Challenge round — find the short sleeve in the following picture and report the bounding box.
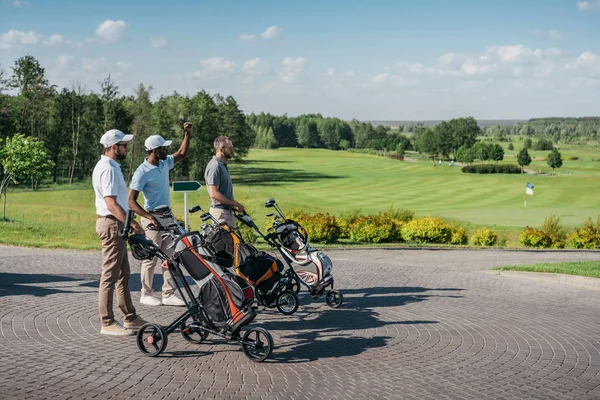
[166,155,175,170]
[129,167,146,192]
[205,163,220,187]
[100,168,119,197]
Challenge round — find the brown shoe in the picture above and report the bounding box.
[101,322,135,336]
[122,316,147,331]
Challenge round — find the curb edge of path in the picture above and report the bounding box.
[483,270,600,290]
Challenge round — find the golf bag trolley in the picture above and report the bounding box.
[120,209,274,362]
[190,205,300,316]
[235,199,343,308]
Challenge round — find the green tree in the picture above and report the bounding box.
[415,127,437,157]
[523,137,532,150]
[489,144,505,162]
[507,142,514,150]
[216,95,255,158]
[533,137,554,151]
[10,55,55,141]
[0,134,54,216]
[296,119,320,148]
[448,117,480,156]
[517,148,532,173]
[128,83,154,180]
[547,148,563,175]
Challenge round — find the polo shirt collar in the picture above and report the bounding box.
[101,155,121,169]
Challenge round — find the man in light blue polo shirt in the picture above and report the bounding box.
[128,122,192,307]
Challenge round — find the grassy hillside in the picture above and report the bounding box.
[1,146,598,249]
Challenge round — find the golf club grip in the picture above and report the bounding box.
[121,210,135,238]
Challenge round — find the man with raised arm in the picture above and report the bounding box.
[128,122,192,307]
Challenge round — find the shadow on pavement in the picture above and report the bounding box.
[0,273,98,297]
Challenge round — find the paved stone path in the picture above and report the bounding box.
[1,245,600,400]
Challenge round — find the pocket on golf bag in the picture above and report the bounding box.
[236,253,283,297]
[198,274,245,324]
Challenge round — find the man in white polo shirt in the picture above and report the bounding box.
[93,129,146,336]
[128,122,192,307]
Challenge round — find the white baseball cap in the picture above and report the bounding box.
[144,135,173,151]
[100,129,133,148]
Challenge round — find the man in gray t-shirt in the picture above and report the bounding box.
[204,135,245,227]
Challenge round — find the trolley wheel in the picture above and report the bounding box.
[180,319,209,344]
[136,323,168,357]
[325,290,344,308]
[240,327,273,362]
[276,290,299,315]
[290,277,301,294]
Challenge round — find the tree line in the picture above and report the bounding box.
[0,55,254,189]
[0,55,591,191]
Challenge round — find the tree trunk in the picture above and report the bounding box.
[1,175,9,220]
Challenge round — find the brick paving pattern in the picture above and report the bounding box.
[1,245,600,399]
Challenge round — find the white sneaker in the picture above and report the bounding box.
[140,295,162,306]
[100,322,135,336]
[162,294,185,307]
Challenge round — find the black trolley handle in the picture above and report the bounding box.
[120,209,135,239]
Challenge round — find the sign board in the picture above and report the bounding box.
[173,181,201,192]
[172,181,202,231]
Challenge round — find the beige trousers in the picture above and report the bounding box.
[210,207,237,228]
[139,216,177,297]
[96,217,137,327]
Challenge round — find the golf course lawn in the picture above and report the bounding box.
[1,147,598,250]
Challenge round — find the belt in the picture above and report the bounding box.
[211,204,233,210]
[97,215,118,220]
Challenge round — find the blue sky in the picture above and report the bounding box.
[1,0,599,120]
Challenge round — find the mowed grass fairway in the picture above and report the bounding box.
[1,147,599,249]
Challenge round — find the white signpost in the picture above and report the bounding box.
[172,181,202,231]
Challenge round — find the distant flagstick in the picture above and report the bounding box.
[524,182,534,212]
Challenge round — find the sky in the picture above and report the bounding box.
[0,0,599,121]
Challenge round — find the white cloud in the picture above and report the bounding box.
[566,51,600,77]
[150,38,167,49]
[534,29,563,40]
[43,34,65,46]
[239,34,255,41]
[3,0,22,7]
[261,25,283,40]
[243,57,269,75]
[280,57,306,83]
[460,58,499,76]
[371,72,420,88]
[0,29,41,49]
[82,57,109,73]
[327,68,356,78]
[194,57,235,79]
[94,19,127,44]
[81,57,132,76]
[55,55,74,70]
[577,0,600,10]
[492,45,543,64]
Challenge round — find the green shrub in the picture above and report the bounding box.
[338,208,363,239]
[239,224,256,244]
[451,226,468,245]
[567,216,600,249]
[401,217,454,244]
[386,207,414,222]
[349,212,404,243]
[541,214,566,248]
[519,226,552,248]
[461,164,522,174]
[470,226,498,246]
[294,212,341,244]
